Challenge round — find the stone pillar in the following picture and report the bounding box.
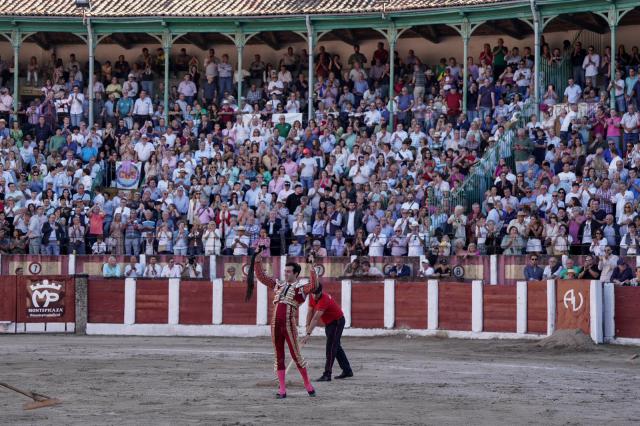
[74,274,89,335]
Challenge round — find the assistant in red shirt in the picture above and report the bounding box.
[304,284,353,381]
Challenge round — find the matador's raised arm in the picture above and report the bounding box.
[254,255,277,289]
[302,257,320,295]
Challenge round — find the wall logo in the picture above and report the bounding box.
[563,289,584,312]
[28,261,42,275]
[26,280,65,318]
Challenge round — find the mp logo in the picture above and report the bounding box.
[30,280,62,308]
[563,289,584,312]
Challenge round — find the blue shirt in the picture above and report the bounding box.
[81,146,98,163]
[102,264,121,278]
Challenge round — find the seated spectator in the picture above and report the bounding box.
[386,262,411,278]
[543,257,562,279]
[611,258,633,285]
[523,254,543,281]
[558,258,581,279]
[182,256,204,278]
[144,256,162,278]
[578,255,601,280]
[124,255,143,278]
[418,259,435,278]
[433,258,452,278]
[360,260,383,277]
[161,258,182,278]
[102,256,121,278]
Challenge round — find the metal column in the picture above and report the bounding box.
[11,31,20,117]
[163,32,171,122]
[609,23,617,110]
[462,33,469,114]
[530,0,541,116]
[237,43,243,101]
[388,26,397,129]
[87,18,95,128]
[305,15,314,124]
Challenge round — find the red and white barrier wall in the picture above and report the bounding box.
[3,275,640,346]
[80,278,606,343]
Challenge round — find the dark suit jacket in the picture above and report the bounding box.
[341,209,363,236]
[41,222,66,244]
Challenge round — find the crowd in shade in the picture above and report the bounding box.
[0,35,640,284]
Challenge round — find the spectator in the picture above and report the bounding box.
[360,260,383,277]
[124,255,144,278]
[143,256,162,278]
[182,256,204,278]
[578,255,601,280]
[386,262,411,278]
[611,258,633,285]
[419,259,435,278]
[558,258,581,279]
[523,254,543,281]
[102,255,121,278]
[161,258,182,278]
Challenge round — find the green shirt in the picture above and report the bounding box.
[49,135,66,153]
[513,137,533,162]
[275,122,291,139]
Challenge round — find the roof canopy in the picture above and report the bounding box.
[1,0,503,18]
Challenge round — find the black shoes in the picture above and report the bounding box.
[308,389,316,397]
[335,371,353,379]
[276,392,287,399]
[316,374,331,382]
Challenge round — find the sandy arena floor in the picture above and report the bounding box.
[1,335,640,425]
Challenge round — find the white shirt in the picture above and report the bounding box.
[621,112,639,134]
[563,85,582,104]
[365,233,387,256]
[144,264,162,278]
[134,141,154,162]
[161,264,183,278]
[582,54,600,77]
[133,97,154,116]
[232,235,250,256]
[67,92,85,114]
[299,157,316,178]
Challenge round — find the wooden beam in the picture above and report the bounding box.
[412,25,441,44]
[109,33,133,50]
[252,33,281,51]
[564,14,608,34]
[29,32,51,50]
[182,33,209,50]
[330,29,358,46]
[490,20,527,40]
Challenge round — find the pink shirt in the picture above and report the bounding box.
[606,117,621,137]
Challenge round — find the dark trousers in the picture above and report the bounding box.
[324,316,351,376]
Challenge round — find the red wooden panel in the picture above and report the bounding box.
[223,281,256,325]
[615,286,640,338]
[135,280,169,324]
[322,281,342,306]
[179,280,212,325]
[88,279,125,323]
[16,276,75,323]
[350,282,384,328]
[0,276,16,322]
[483,285,517,332]
[395,282,427,329]
[527,281,547,334]
[438,282,472,331]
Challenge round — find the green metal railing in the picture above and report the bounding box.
[426,129,515,215]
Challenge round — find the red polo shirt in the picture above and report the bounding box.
[309,293,343,325]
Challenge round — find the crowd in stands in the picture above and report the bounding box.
[0,35,640,285]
